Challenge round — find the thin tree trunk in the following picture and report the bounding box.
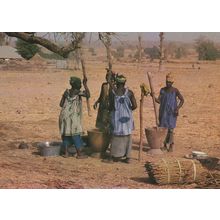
[99,33,113,71]
[159,32,164,71]
[137,35,142,69]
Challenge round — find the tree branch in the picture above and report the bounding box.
[5,32,83,58]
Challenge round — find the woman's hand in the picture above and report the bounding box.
[83,76,87,85]
[93,101,99,110]
[174,108,179,116]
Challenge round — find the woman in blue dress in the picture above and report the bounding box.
[104,72,137,163]
[154,73,184,152]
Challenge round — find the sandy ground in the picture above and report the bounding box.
[0,59,220,188]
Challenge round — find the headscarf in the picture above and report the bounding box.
[115,74,126,83]
[166,73,174,83]
[69,76,81,89]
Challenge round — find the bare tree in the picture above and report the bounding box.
[159,32,164,71]
[98,32,114,71]
[5,32,84,58]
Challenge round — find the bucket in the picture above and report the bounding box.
[87,129,108,152]
[145,127,167,154]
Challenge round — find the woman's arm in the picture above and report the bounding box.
[176,89,184,110]
[81,76,90,98]
[93,83,105,109]
[59,90,68,107]
[129,90,137,110]
[155,94,161,104]
[150,92,161,104]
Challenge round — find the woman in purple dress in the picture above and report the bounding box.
[154,73,184,152]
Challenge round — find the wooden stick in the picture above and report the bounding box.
[139,91,145,161]
[79,48,92,117]
[147,72,159,127]
[106,43,112,71]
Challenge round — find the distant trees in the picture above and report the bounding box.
[116,46,125,58]
[195,36,219,60]
[175,47,187,59]
[88,47,96,56]
[112,46,125,59]
[0,33,6,45]
[16,39,40,60]
[144,46,160,61]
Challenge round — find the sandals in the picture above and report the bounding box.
[168,144,174,152]
[121,158,130,164]
[76,154,88,159]
[102,157,120,163]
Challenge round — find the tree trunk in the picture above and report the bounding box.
[159,32,164,71]
[138,35,142,68]
[99,33,113,71]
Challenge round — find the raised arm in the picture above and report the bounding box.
[106,70,117,92]
[81,76,90,98]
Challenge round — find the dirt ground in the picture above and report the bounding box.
[0,58,220,189]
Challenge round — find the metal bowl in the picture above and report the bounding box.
[37,141,61,157]
[192,151,208,159]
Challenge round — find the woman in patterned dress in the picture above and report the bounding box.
[59,76,90,159]
[105,73,137,163]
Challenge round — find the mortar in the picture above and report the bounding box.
[145,127,167,154]
[87,129,108,153]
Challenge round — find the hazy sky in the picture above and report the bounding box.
[111,32,220,43]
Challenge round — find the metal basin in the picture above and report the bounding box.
[37,141,61,157]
